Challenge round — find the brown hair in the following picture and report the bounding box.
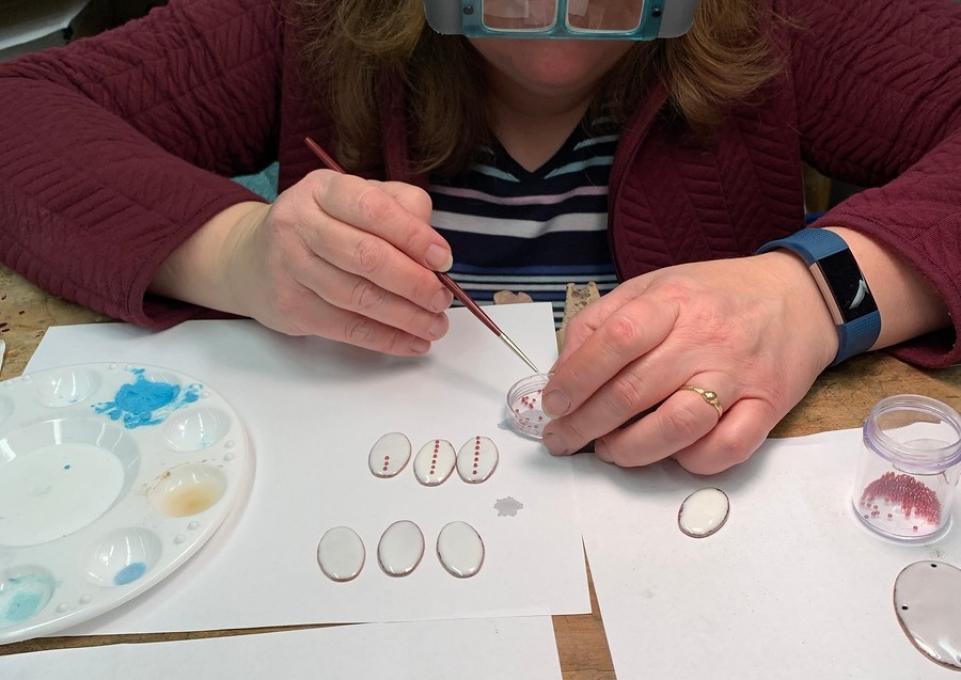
[297,0,779,177]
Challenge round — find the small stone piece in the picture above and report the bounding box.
[678,488,730,538]
[377,520,425,577]
[457,436,498,483]
[437,521,485,578]
[368,432,411,478]
[413,439,456,486]
[317,526,365,582]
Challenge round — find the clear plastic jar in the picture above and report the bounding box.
[854,395,961,542]
[506,374,550,439]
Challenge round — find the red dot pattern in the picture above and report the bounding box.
[512,389,547,431]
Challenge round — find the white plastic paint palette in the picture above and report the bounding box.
[0,363,251,644]
[894,560,961,670]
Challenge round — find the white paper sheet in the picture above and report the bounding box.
[24,304,588,634]
[575,429,961,679]
[0,616,562,679]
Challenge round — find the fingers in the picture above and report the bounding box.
[556,279,647,364]
[293,253,449,342]
[283,283,437,356]
[298,208,453,315]
[377,181,433,221]
[592,374,729,467]
[543,295,677,420]
[308,171,452,272]
[672,398,774,475]
[542,344,683,455]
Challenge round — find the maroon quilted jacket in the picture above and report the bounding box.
[1,0,960,366]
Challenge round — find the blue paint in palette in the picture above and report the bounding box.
[0,571,55,625]
[5,592,43,622]
[113,562,147,586]
[93,368,201,429]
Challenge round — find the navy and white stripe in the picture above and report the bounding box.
[429,123,618,326]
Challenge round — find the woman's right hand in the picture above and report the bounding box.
[154,170,455,355]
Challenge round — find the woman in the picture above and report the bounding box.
[0,0,958,473]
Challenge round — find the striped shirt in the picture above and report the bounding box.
[429,122,618,326]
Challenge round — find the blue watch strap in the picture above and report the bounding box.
[757,229,881,366]
[756,228,847,262]
[835,310,882,366]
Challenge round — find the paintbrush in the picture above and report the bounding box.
[305,137,541,374]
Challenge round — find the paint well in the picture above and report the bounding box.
[93,368,200,429]
[0,441,125,547]
[437,521,484,578]
[413,439,456,486]
[369,432,412,478]
[678,488,730,538]
[85,528,161,587]
[894,560,961,670]
[148,464,226,517]
[34,368,100,408]
[0,567,55,627]
[377,520,425,577]
[317,526,366,582]
[114,562,147,585]
[162,407,231,451]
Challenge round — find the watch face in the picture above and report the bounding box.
[817,250,878,322]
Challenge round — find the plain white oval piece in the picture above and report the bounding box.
[894,560,961,670]
[413,439,456,486]
[678,488,730,538]
[368,433,411,478]
[436,521,484,578]
[317,526,365,583]
[457,436,499,484]
[377,520,425,577]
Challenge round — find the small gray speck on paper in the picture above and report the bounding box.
[494,497,524,517]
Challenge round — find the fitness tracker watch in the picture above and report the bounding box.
[757,229,881,366]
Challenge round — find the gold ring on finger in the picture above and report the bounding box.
[681,385,723,418]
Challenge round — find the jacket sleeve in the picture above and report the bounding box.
[0,0,283,328]
[782,0,961,367]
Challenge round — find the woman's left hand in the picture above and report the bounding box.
[541,252,840,474]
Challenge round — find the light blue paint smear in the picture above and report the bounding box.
[5,592,42,622]
[114,562,147,585]
[1,571,54,626]
[93,368,201,429]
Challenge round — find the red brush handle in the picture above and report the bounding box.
[436,272,502,336]
[305,136,346,174]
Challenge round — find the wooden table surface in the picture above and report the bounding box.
[2,264,961,678]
